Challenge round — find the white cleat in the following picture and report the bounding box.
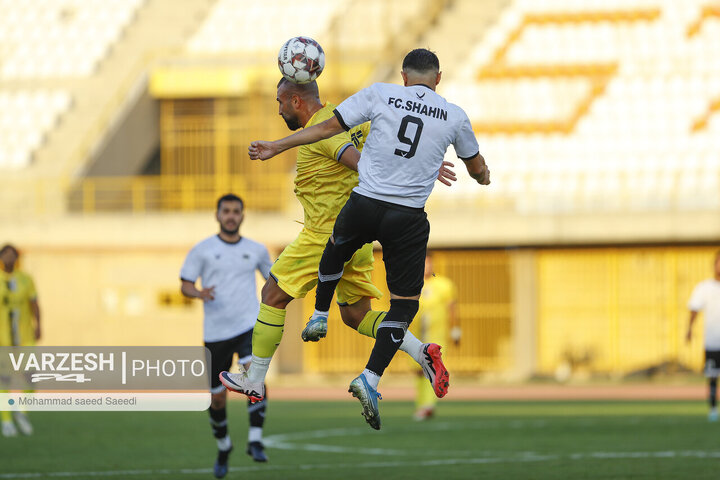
[219,366,265,403]
[2,420,18,437]
[13,412,33,435]
[419,343,450,398]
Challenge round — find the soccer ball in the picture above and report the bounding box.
[278,36,325,84]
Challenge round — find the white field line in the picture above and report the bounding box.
[1,420,716,479]
[2,450,720,478]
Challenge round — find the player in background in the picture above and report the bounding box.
[411,253,459,421]
[686,249,720,422]
[243,48,490,429]
[180,195,273,478]
[1,262,12,437]
[0,244,40,437]
[220,78,456,407]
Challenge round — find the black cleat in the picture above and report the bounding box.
[246,441,268,462]
[213,445,232,478]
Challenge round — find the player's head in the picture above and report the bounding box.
[424,251,434,279]
[215,194,244,236]
[276,77,320,131]
[0,244,19,272]
[401,48,442,89]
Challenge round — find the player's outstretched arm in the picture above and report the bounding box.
[338,145,361,171]
[249,116,345,161]
[462,153,490,185]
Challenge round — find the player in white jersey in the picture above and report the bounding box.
[180,194,272,477]
[686,250,720,422]
[240,49,490,429]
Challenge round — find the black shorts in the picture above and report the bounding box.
[205,329,253,393]
[331,192,430,297]
[705,350,720,378]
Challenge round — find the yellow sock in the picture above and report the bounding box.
[1,408,10,423]
[357,310,387,339]
[252,303,286,359]
[415,374,437,410]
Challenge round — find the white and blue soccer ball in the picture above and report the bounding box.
[278,36,325,84]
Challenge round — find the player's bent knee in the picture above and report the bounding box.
[339,297,371,330]
[339,309,362,330]
[261,277,293,309]
[211,391,227,410]
[388,298,419,324]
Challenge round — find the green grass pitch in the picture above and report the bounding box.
[1,400,718,479]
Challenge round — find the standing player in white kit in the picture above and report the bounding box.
[181,194,273,477]
[229,49,490,429]
[686,250,720,422]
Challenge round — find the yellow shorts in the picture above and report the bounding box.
[270,228,382,305]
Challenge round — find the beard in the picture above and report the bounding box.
[220,223,239,235]
[282,114,301,131]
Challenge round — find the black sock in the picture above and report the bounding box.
[209,406,228,440]
[315,239,346,311]
[710,378,717,408]
[248,385,267,430]
[217,448,231,464]
[365,299,419,377]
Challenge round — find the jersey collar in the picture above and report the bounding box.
[216,234,243,245]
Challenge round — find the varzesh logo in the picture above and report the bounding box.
[9,352,115,384]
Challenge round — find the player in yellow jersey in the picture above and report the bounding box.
[220,78,455,402]
[0,244,40,437]
[410,253,460,421]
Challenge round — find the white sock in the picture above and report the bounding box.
[247,355,271,383]
[248,426,263,443]
[313,309,329,319]
[362,369,381,390]
[217,435,232,451]
[399,330,424,364]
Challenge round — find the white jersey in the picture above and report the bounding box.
[181,235,272,342]
[688,279,720,350]
[334,82,480,208]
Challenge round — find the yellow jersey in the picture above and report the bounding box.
[0,278,9,346]
[0,270,38,346]
[294,102,370,234]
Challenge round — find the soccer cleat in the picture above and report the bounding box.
[219,367,265,403]
[419,343,450,398]
[246,441,268,462]
[348,374,382,430]
[413,406,435,422]
[2,420,17,437]
[709,408,718,422]
[301,315,327,342]
[213,445,232,479]
[12,412,33,435]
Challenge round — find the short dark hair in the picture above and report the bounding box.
[216,194,244,211]
[0,244,19,257]
[402,48,440,73]
[277,77,319,100]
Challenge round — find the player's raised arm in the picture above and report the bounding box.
[461,153,490,185]
[249,117,345,161]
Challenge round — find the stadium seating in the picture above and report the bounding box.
[432,0,720,213]
[0,90,72,169]
[187,0,344,54]
[0,0,144,78]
